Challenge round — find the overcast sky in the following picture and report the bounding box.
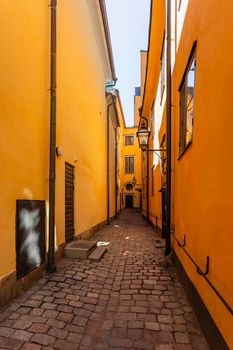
[105,0,151,126]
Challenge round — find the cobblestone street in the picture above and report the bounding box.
[0,210,209,350]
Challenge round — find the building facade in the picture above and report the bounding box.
[140,1,233,349]
[0,0,119,307]
[116,91,142,210]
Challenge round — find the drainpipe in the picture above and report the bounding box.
[107,103,110,224]
[165,0,172,256]
[115,128,118,218]
[106,99,114,224]
[47,0,57,272]
[146,150,149,222]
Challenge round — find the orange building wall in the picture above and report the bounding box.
[172,1,233,347]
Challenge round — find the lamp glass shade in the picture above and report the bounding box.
[137,128,150,150]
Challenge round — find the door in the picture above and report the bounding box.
[65,162,74,242]
[162,190,166,239]
[125,194,134,208]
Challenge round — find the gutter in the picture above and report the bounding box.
[99,0,117,82]
[47,0,57,272]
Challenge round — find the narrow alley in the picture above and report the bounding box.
[0,210,208,350]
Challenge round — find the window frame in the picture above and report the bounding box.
[124,135,134,146]
[160,34,166,104]
[178,42,197,159]
[151,166,155,196]
[124,156,135,174]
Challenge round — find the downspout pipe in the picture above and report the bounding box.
[115,127,118,219]
[146,150,149,222]
[106,98,114,225]
[106,93,118,224]
[165,0,172,256]
[107,103,111,225]
[47,0,57,272]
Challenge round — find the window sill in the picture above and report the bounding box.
[178,140,192,160]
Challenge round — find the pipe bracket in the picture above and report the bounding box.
[178,234,186,248]
[197,256,209,276]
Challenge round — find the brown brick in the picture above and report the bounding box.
[48,327,68,339]
[54,339,79,350]
[12,319,32,330]
[28,323,50,333]
[11,330,33,341]
[0,337,24,350]
[0,326,14,337]
[175,332,191,344]
[31,333,55,346]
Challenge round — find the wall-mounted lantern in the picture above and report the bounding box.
[136,115,166,159]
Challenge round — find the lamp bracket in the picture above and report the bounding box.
[142,148,167,160]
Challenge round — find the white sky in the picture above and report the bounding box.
[105,0,151,126]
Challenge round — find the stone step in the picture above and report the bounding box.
[64,240,97,259]
[88,246,107,262]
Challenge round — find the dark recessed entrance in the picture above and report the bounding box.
[125,194,134,208]
[65,162,75,242]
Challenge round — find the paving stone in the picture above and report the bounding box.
[128,321,144,329]
[66,332,82,343]
[108,337,133,348]
[134,340,153,349]
[31,333,55,346]
[155,344,173,350]
[145,322,160,331]
[57,312,73,322]
[0,337,24,349]
[12,319,32,330]
[28,323,50,334]
[21,343,42,350]
[54,339,79,350]
[0,326,14,337]
[73,316,88,327]
[48,327,68,339]
[11,330,33,341]
[0,210,209,350]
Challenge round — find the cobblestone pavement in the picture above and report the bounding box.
[0,209,209,350]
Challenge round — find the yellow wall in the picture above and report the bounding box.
[0,1,117,285]
[0,0,50,278]
[134,95,141,127]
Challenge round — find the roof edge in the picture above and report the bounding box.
[99,0,117,82]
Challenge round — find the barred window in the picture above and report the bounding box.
[125,135,134,146]
[179,44,196,155]
[125,156,135,174]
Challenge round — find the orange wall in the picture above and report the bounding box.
[172,1,233,347]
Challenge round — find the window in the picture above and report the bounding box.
[160,36,166,102]
[125,183,134,191]
[125,156,135,174]
[125,135,134,146]
[151,166,155,196]
[179,44,196,155]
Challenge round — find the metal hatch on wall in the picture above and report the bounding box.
[65,162,75,242]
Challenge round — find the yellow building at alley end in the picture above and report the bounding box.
[0,0,121,307]
[139,0,233,349]
[116,91,142,210]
